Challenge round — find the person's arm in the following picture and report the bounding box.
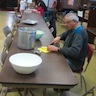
[60,30,70,41]
[59,33,84,59]
[47,31,68,52]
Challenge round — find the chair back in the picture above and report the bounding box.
[3,26,12,37]
[0,49,7,66]
[84,44,94,72]
[3,34,13,51]
[13,14,20,24]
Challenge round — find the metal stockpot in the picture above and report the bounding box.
[18,27,36,50]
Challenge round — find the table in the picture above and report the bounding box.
[0,13,77,96]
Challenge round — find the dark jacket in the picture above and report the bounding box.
[58,26,88,70]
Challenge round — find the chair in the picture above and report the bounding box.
[1,36,34,96]
[53,87,95,96]
[83,85,96,96]
[60,86,96,96]
[0,49,23,96]
[13,14,21,24]
[13,14,21,30]
[0,49,24,96]
[0,49,7,67]
[55,44,94,96]
[60,44,94,96]
[60,91,81,96]
[74,44,94,93]
[14,7,22,18]
[1,34,34,96]
[3,26,13,37]
[3,34,13,51]
[0,49,8,95]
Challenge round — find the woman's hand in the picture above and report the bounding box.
[47,45,59,52]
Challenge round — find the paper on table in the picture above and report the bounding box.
[37,46,50,53]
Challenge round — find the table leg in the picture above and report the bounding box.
[43,88,46,96]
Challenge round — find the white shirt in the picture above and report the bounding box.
[20,0,27,10]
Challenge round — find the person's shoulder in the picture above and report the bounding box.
[74,26,85,34]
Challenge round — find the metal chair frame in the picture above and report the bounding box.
[74,44,94,93]
[83,85,96,96]
[0,49,34,96]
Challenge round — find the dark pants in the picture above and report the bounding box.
[49,16,57,38]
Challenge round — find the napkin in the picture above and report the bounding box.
[37,46,50,53]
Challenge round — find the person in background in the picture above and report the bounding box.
[48,13,88,72]
[36,2,44,16]
[35,0,47,12]
[20,0,27,15]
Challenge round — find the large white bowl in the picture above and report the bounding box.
[9,53,42,74]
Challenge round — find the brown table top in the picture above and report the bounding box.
[0,13,77,89]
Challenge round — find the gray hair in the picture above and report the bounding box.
[64,13,79,22]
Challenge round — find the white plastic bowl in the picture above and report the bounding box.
[9,53,42,74]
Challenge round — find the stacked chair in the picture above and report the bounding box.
[1,26,23,96]
[1,24,23,96]
[0,47,22,96]
[2,25,18,52]
[1,25,34,96]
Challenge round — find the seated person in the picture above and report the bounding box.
[35,0,47,12]
[48,13,88,71]
[36,2,44,16]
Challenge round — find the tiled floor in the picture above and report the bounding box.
[0,11,96,96]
